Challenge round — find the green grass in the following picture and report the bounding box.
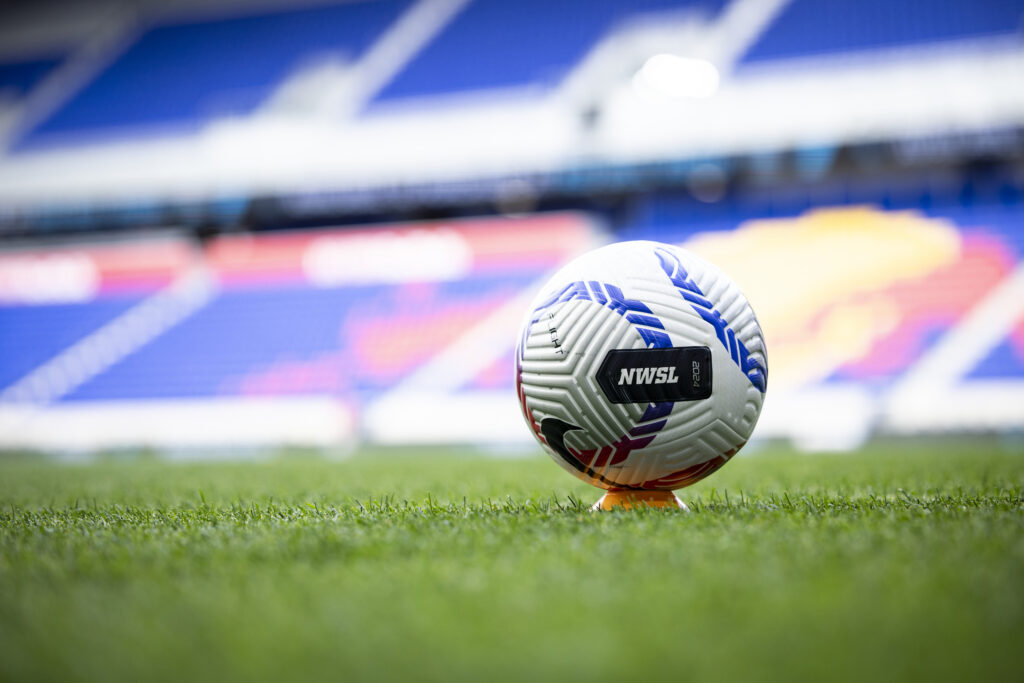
[1,444,1022,683]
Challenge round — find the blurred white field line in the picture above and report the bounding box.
[263,0,472,120]
[0,262,216,406]
[885,262,1024,430]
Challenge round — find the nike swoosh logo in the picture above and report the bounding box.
[540,417,634,490]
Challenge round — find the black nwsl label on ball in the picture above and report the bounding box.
[597,346,712,404]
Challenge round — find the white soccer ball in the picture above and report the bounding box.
[515,240,767,491]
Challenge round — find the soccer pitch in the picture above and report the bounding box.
[1,444,1021,682]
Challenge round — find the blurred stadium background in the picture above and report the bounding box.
[1,0,1022,456]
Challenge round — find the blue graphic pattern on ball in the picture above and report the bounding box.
[656,247,767,393]
[529,279,673,432]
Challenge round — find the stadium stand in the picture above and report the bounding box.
[629,201,1024,377]
[2,201,1023,445]
[0,57,63,101]
[4,0,1021,151]
[739,0,1024,66]
[369,0,727,105]
[22,0,411,145]
[973,334,1024,379]
[63,274,535,402]
[0,298,140,388]
[0,0,1022,449]
[0,213,591,400]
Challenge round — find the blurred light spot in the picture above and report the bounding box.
[633,54,719,100]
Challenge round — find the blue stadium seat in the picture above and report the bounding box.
[740,0,1024,66]
[22,0,410,146]
[369,0,726,106]
[970,340,1024,379]
[62,285,367,400]
[62,273,535,401]
[0,297,142,389]
[0,57,62,100]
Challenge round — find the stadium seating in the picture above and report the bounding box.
[12,0,1022,147]
[612,199,1024,391]
[62,274,535,401]
[0,57,62,101]
[0,297,140,388]
[740,0,1024,66]
[17,0,735,141]
[369,0,726,106]
[22,0,411,145]
[1,2,1023,448]
[2,204,1021,405]
[0,214,592,404]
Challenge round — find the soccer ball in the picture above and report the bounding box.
[515,240,767,494]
